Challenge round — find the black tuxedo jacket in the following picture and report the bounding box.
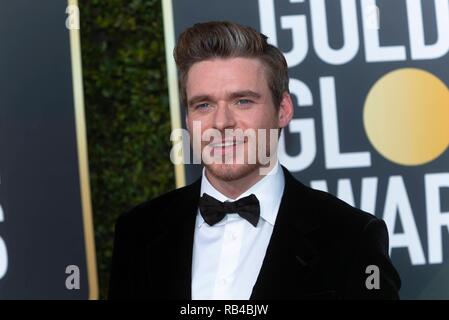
[108,167,401,299]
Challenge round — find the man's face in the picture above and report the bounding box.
[185,57,292,182]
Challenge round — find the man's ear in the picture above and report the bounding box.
[185,114,190,132]
[278,92,294,128]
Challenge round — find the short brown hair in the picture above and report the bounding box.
[173,21,289,109]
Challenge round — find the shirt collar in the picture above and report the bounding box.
[197,161,285,228]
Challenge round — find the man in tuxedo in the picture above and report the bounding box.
[108,21,401,300]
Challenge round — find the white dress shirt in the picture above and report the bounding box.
[191,162,285,300]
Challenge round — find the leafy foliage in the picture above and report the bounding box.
[80,0,174,299]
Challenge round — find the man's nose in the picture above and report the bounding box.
[213,103,236,131]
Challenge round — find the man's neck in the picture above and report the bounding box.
[204,162,278,200]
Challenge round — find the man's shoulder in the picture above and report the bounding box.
[307,185,377,227]
[289,177,390,261]
[285,170,381,234]
[115,180,200,230]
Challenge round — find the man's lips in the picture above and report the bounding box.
[208,140,245,148]
[206,140,247,157]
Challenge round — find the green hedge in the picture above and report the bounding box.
[80,0,174,299]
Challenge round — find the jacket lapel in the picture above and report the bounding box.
[250,167,321,299]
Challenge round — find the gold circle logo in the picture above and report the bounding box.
[363,68,449,166]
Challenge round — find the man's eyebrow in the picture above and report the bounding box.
[228,90,261,100]
[187,90,261,107]
[187,95,211,107]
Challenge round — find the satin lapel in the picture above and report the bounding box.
[250,167,320,299]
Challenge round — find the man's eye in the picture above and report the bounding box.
[237,99,252,105]
[195,103,209,109]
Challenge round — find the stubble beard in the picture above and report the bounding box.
[205,162,259,182]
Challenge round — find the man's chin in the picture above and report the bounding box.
[204,163,258,182]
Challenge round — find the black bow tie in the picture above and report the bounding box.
[198,193,260,227]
